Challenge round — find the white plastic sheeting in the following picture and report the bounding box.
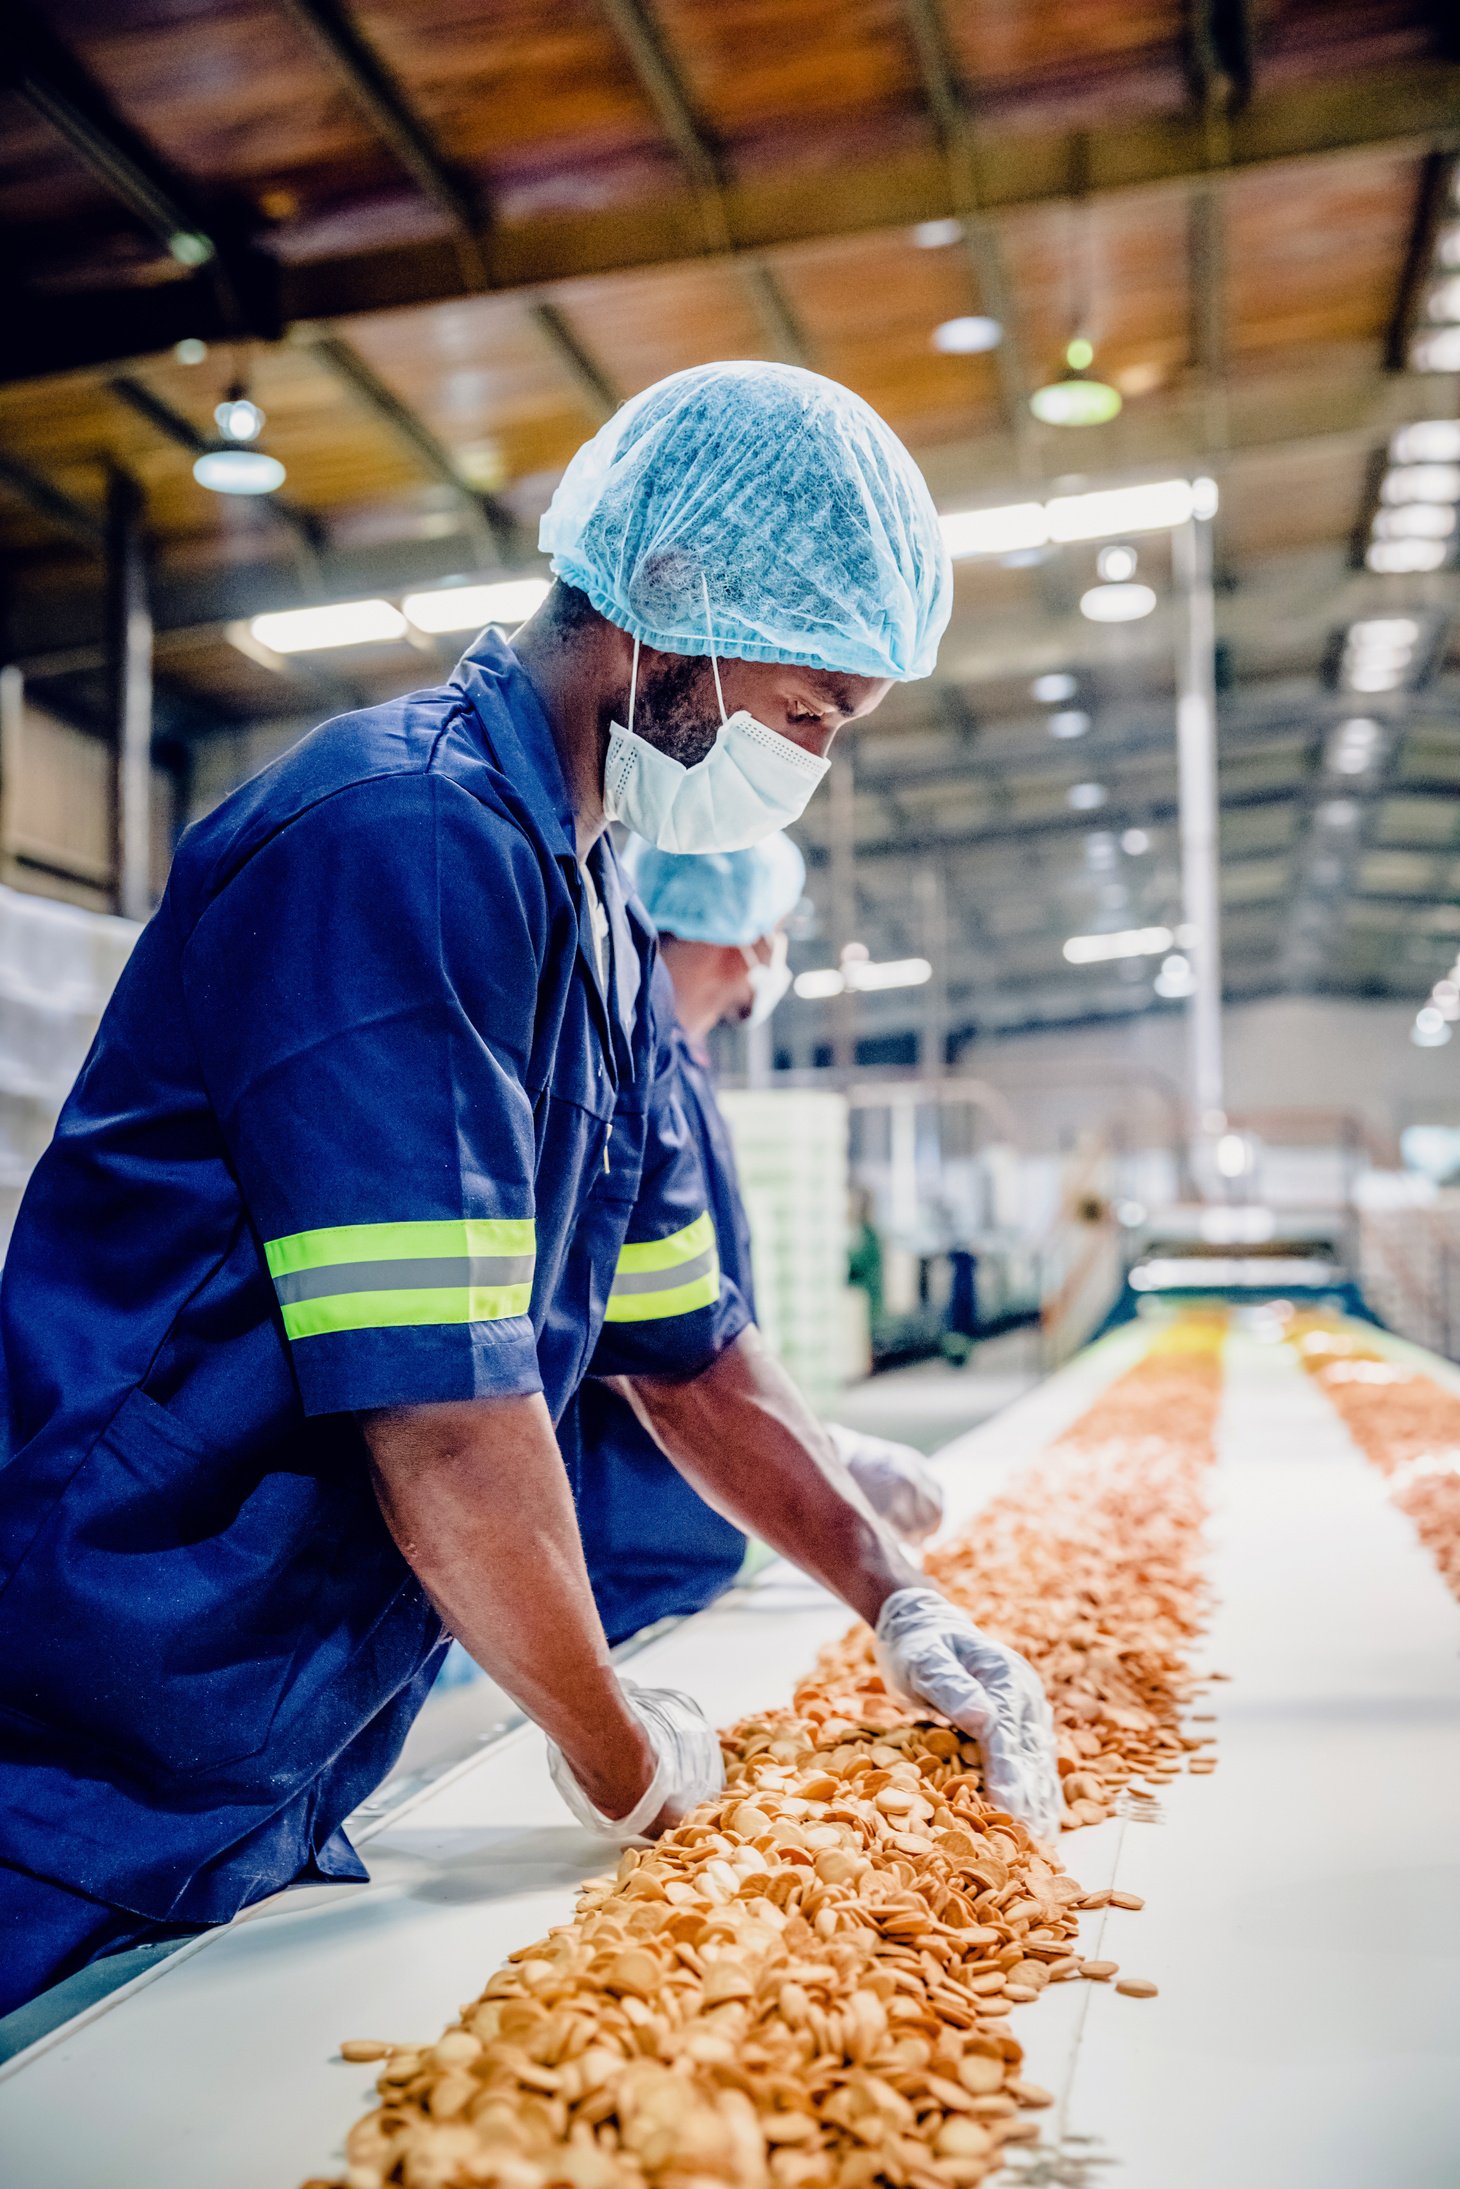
[0,883,138,1247]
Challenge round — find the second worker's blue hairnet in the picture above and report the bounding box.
[540,362,952,682]
[622,832,807,947]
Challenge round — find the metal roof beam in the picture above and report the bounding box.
[273,3,619,413]
[815,781,1460,861]
[6,61,1453,383]
[7,2,269,338]
[593,0,811,367]
[899,0,1035,461]
[0,449,106,550]
[275,0,487,286]
[293,328,522,564]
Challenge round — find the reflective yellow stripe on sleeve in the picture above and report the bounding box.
[603,1210,720,1323]
[264,1217,535,1340]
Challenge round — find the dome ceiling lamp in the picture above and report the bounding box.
[1030,136,1122,428]
[193,369,286,496]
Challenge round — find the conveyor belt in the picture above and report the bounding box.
[2,1322,1458,2187]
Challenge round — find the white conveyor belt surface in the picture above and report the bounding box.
[2,1324,1458,2187]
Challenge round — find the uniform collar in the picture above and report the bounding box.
[451,628,577,856]
[453,628,643,1066]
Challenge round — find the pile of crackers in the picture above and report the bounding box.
[315,1316,1225,2189]
[1292,1316,1460,1600]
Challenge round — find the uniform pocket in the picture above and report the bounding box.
[0,1388,324,1779]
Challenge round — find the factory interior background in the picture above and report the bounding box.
[1,2,1459,2185]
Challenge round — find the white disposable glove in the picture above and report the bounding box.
[545,1680,725,1844]
[829,1421,945,1543]
[874,1585,1061,1841]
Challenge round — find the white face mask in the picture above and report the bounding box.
[603,593,830,854]
[742,931,791,1026]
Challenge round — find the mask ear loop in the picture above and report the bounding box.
[628,635,641,737]
[700,573,728,724]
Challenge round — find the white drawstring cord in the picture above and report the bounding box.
[700,572,728,722]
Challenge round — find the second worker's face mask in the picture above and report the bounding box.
[740,931,792,1026]
[604,588,829,853]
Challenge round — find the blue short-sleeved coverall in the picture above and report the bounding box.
[0,631,746,2007]
[569,983,753,1644]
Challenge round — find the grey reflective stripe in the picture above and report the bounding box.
[607,1246,718,1299]
[273,1254,535,1306]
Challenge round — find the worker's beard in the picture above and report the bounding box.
[632,652,723,769]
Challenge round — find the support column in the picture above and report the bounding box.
[828,740,857,1083]
[0,664,23,889]
[1173,509,1224,1155]
[918,860,947,1084]
[107,468,153,923]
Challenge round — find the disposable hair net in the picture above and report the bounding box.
[540,362,952,681]
[622,832,807,946]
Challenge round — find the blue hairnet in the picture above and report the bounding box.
[623,832,807,947]
[540,362,952,682]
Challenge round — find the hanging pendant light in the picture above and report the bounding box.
[193,379,286,495]
[1030,338,1123,427]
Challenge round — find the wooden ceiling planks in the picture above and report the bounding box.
[332,292,599,489]
[2,0,1456,1023]
[1225,145,1419,365]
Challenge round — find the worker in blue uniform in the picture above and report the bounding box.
[573,832,944,1644]
[0,362,1060,2017]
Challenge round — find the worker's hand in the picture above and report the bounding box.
[829,1422,944,1544]
[873,1585,1061,1841]
[546,1680,725,1844]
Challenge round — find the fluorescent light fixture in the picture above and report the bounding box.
[1067,781,1107,810]
[1049,709,1091,738]
[1425,274,1460,321]
[793,957,932,999]
[1328,718,1381,774]
[913,218,963,249]
[1131,1255,1336,1291]
[1080,580,1157,622]
[1349,617,1418,646]
[403,578,550,633]
[1063,924,1172,964]
[1366,538,1448,573]
[941,503,1048,559]
[249,599,408,652]
[847,956,933,992]
[1391,420,1460,462]
[193,447,286,496]
[1411,327,1460,372]
[932,315,1002,354]
[1379,464,1460,504]
[1371,503,1455,539]
[1031,672,1077,703]
[1049,480,1194,542]
[941,477,1215,561]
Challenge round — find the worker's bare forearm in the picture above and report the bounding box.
[361,1393,651,1818]
[619,1327,921,1626]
